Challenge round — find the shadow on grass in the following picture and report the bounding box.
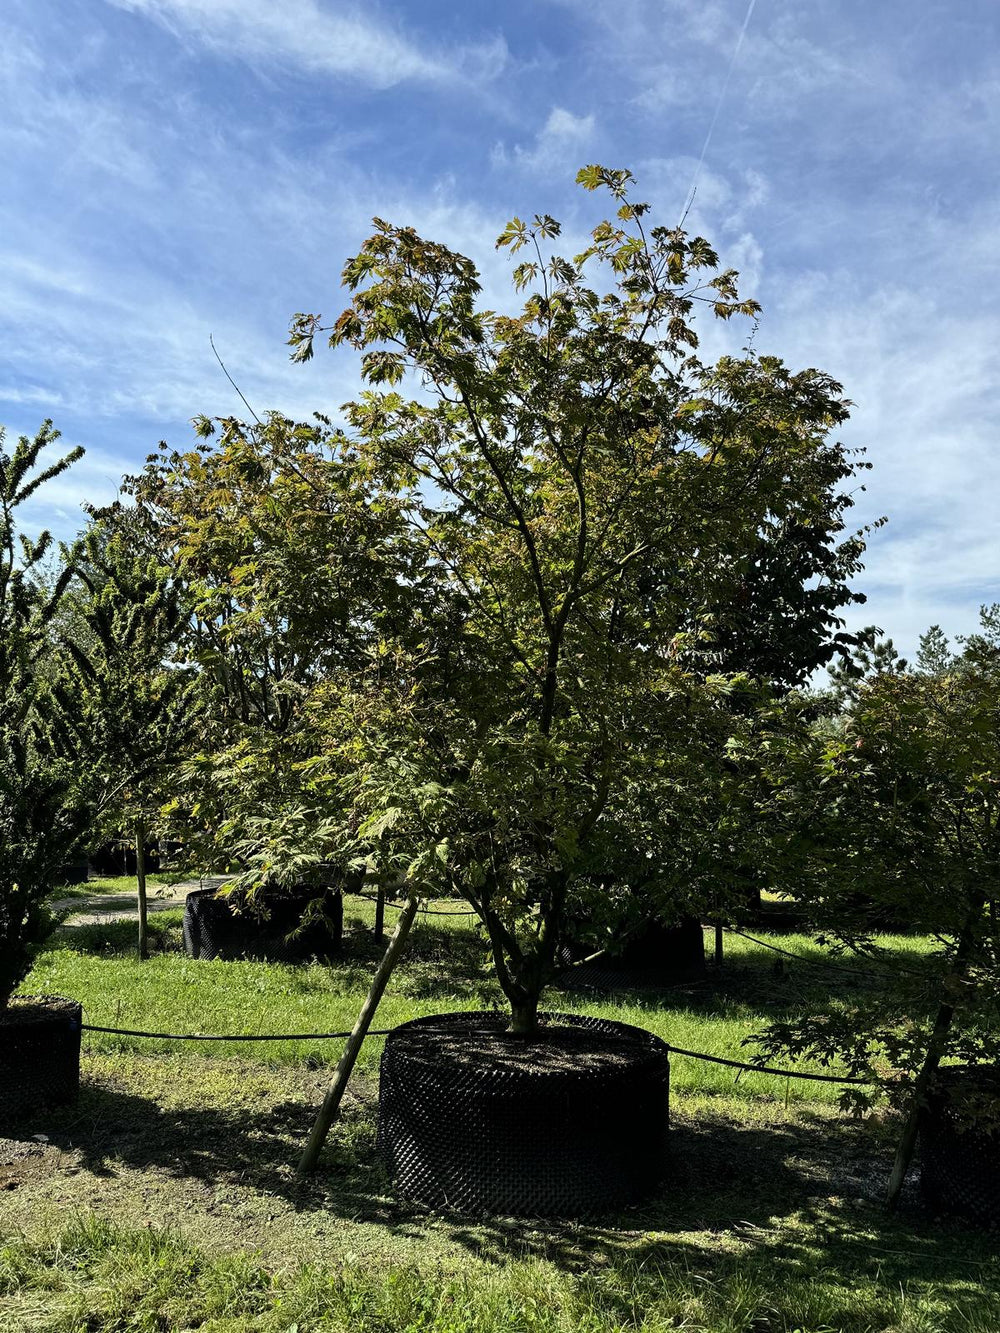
[52,914,183,956]
[46,904,940,1035]
[16,1068,995,1299]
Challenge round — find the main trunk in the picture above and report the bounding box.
[885,891,986,1211]
[480,872,568,1040]
[508,994,541,1037]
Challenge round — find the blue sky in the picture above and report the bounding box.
[2,0,998,660]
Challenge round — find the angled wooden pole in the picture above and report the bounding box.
[298,891,418,1174]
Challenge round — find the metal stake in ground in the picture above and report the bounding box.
[298,891,419,1174]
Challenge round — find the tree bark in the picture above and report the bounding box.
[135,819,148,961]
[508,994,541,1037]
[298,891,418,1174]
[885,892,985,1211]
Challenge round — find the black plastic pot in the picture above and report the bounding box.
[615,916,706,975]
[182,885,343,961]
[564,916,706,991]
[88,841,161,877]
[920,1065,1000,1225]
[377,1010,670,1218]
[0,996,82,1121]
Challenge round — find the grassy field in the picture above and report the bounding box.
[1,886,997,1332]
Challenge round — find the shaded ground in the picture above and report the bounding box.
[0,1048,994,1298]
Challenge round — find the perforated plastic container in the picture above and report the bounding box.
[0,996,82,1120]
[920,1064,1000,1226]
[182,886,343,961]
[378,1010,670,1217]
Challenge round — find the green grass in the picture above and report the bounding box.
[2,1199,998,1332]
[2,891,995,1332]
[30,895,939,1098]
[48,871,186,902]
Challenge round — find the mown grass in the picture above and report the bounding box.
[30,891,938,1099]
[1,1204,998,1333]
[2,887,994,1332]
[49,872,183,902]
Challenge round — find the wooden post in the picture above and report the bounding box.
[298,891,418,1174]
[136,819,149,961]
[374,883,386,939]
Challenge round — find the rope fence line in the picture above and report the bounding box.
[81,1023,395,1042]
[349,889,476,918]
[79,1021,872,1084]
[722,926,927,980]
[349,893,923,979]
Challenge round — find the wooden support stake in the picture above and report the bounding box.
[136,819,149,961]
[374,883,386,939]
[297,891,418,1174]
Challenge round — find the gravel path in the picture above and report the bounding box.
[52,878,229,928]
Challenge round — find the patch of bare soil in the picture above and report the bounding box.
[0,1137,59,1193]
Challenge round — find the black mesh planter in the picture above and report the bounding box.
[0,996,82,1121]
[565,917,706,992]
[920,1065,1000,1226]
[182,886,343,962]
[377,1011,670,1218]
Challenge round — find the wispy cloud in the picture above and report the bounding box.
[4,0,1000,656]
[106,0,508,90]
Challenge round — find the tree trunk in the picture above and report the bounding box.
[136,819,149,961]
[885,892,985,1211]
[298,891,418,1174]
[508,994,541,1038]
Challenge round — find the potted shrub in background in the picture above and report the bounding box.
[751,618,1000,1219]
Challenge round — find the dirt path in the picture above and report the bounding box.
[52,878,229,928]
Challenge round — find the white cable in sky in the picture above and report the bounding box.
[678,0,757,227]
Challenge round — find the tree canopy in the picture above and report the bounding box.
[108,166,874,1034]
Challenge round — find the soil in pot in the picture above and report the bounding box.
[0,996,82,1121]
[920,1065,1000,1226]
[377,1010,670,1218]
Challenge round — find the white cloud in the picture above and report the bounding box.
[105,0,508,90]
[494,106,596,174]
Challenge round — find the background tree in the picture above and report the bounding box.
[753,610,1000,1204]
[56,526,201,957]
[0,422,93,1006]
[107,411,419,884]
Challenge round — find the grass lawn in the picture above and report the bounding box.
[48,871,191,903]
[1,891,996,1332]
